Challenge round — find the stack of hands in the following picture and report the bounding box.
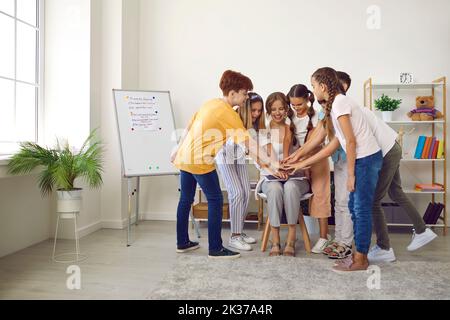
[264,153,311,180]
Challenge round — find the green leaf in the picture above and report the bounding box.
[374,94,402,112]
[6,129,104,196]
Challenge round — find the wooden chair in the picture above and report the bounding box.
[259,192,313,253]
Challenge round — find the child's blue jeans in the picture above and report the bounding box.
[349,150,383,254]
[177,170,224,253]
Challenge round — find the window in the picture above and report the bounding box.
[0,0,43,155]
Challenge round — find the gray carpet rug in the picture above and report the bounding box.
[148,255,450,300]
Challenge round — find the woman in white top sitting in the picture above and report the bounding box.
[261,92,310,257]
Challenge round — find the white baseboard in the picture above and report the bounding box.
[140,212,176,222]
[101,219,129,229]
[77,212,176,236]
[78,220,103,238]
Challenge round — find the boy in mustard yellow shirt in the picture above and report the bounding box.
[172,70,283,259]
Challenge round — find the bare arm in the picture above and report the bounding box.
[284,137,340,173]
[337,115,356,192]
[283,121,327,164]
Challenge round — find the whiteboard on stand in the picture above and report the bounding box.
[113,89,179,177]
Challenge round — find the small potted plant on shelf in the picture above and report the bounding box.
[7,129,103,217]
[374,94,402,122]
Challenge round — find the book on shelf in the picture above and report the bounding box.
[428,203,444,225]
[414,183,444,192]
[414,136,426,159]
[437,140,444,159]
[428,137,436,159]
[432,140,439,159]
[421,137,432,159]
[422,202,434,224]
[413,136,443,159]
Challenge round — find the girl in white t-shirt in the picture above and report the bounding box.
[285,67,383,272]
[287,84,331,254]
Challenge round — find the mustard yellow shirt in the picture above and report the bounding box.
[174,99,250,175]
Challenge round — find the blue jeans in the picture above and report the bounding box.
[348,151,383,254]
[177,170,224,252]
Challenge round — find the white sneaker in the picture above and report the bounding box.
[368,245,396,263]
[240,233,257,244]
[312,237,331,254]
[407,228,437,251]
[228,236,252,251]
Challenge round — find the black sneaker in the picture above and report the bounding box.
[208,247,241,260]
[176,241,200,253]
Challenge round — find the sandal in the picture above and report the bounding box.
[332,257,369,272]
[322,241,339,255]
[283,241,296,257]
[269,243,282,256]
[332,253,369,272]
[328,244,352,260]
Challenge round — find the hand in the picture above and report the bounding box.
[265,166,289,180]
[281,151,302,165]
[347,175,355,192]
[274,170,289,180]
[282,161,308,175]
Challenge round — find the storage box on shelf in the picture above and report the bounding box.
[364,77,447,235]
[192,157,265,229]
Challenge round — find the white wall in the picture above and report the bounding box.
[137,0,450,223]
[45,0,104,239]
[44,0,91,148]
[0,172,51,258]
[92,0,140,229]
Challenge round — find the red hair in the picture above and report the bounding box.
[219,70,253,96]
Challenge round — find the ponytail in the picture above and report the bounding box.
[287,107,298,147]
[306,90,316,132]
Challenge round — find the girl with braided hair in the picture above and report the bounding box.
[287,84,331,254]
[284,67,383,272]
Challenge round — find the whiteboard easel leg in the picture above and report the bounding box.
[127,178,132,247]
[190,211,201,239]
[135,177,140,226]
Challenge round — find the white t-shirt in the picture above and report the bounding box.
[361,108,398,157]
[291,107,320,147]
[330,94,380,159]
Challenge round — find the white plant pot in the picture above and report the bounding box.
[381,111,393,122]
[56,189,82,219]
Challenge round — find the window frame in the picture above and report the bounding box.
[0,0,44,156]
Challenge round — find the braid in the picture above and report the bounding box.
[325,80,337,139]
[312,67,342,139]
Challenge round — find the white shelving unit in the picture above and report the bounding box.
[364,77,447,235]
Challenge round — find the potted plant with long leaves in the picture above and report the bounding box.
[374,94,402,122]
[7,129,103,217]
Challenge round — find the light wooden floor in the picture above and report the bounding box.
[0,221,449,300]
